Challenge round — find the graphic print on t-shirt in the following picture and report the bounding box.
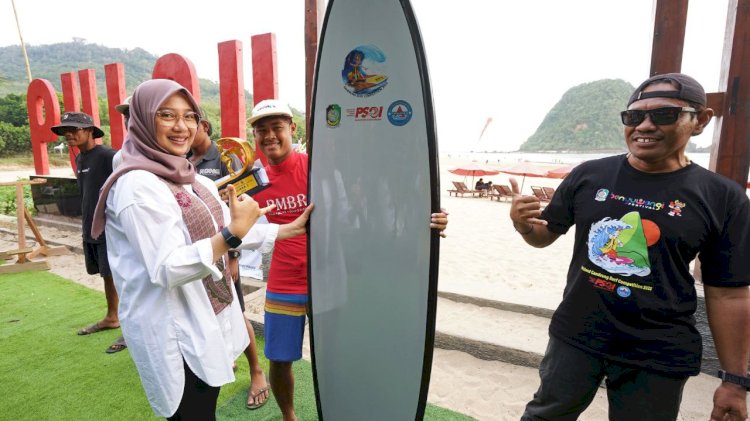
[587,211,661,277]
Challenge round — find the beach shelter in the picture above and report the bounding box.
[545,162,581,179]
[499,161,549,192]
[448,163,500,187]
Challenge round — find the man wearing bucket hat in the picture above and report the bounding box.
[51,112,126,354]
[510,73,750,421]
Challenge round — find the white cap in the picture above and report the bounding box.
[248,99,293,126]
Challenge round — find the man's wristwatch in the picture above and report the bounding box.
[717,369,750,390]
[221,227,242,249]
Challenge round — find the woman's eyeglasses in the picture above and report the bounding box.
[155,110,200,128]
[620,107,696,127]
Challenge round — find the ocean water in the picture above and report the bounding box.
[446,151,712,169]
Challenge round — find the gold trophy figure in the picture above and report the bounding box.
[214,137,270,196]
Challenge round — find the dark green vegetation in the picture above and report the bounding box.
[0,271,474,420]
[520,79,710,153]
[521,79,633,152]
[0,182,33,216]
[0,41,306,157]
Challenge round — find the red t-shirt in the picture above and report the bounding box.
[252,151,308,294]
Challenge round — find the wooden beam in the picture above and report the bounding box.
[650,0,689,75]
[710,0,750,186]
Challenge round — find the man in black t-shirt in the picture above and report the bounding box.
[51,112,126,354]
[187,113,270,410]
[510,74,750,421]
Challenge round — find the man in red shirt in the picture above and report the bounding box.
[249,100,447,421]
[249,100,310,421]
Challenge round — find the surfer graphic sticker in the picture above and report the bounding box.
[341,46,388,97]
[587,211,660,277]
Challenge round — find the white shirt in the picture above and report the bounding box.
[239,216,266,280]
[104,170,278,417]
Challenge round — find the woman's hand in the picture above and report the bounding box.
[225,184,275,238]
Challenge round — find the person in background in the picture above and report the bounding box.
[510,73,750,421]
[51,112,126,354]
[187,110,270,410]
[90,79,311,420]
[248,99,449,421]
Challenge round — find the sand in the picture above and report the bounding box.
[0,157,732,420]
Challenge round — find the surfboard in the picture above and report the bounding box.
[307,0,440,419]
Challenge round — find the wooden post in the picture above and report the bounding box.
[15,183,26,263]
[710,0,750,186]
[0,178,67,274]
[650,0,688,75]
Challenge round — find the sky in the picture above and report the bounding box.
[0,0,730,152]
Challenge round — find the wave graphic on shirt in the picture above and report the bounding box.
[587,211,654,277]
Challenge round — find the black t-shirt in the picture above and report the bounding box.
[189,142,241,181]
[76,145,116,243]
[542,154,750,375]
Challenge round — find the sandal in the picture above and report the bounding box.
[106,336,127,354]
[246,382,270,410]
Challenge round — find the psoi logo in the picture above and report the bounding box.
[346,106,384,121]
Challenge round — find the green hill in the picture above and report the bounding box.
[0,41,308,150]
[520,79,634,152]
[0,40,243,104]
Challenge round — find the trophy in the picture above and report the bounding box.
[214,137,270,196]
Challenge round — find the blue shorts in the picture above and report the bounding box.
[264,292,307,362]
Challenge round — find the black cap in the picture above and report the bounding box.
[628,73,706,107]
[51,112,105,138]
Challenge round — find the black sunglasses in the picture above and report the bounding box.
[620,106,697,127]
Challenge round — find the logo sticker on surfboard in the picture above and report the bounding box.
[341,46,388,97]
[326,104,341,128]
[387,100,413,126]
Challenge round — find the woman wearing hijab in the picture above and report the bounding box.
[91,79,311,420]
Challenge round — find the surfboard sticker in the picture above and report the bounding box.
[307,0,440,420]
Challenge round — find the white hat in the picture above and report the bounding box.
[248,99,293,126]
[115,96,132,115]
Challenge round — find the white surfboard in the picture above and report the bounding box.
[307,0,440,419]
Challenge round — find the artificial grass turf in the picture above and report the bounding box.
[0,271,475,420]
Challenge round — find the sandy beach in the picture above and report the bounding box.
[0,156,736,420]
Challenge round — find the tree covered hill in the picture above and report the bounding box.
[0,40,245,104]
[520,79,634,152]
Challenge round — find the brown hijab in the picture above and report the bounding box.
[90,79,200,239]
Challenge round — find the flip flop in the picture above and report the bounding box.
[77,322,118,336]
[106,336,127,354]
[246,383,270,410]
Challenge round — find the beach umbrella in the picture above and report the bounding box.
[448,163,500,187]
[499,161,549,192]
[545,162,581,179]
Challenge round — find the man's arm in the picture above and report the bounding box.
[508,178,560,248]
[705,284,750,421]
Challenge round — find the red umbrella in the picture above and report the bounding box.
[546,162,581,179]
[499,161,549,192]
[448,163,500,187]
